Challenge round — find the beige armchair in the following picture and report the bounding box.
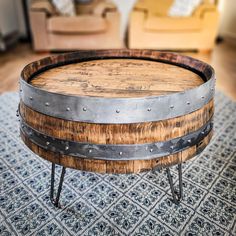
[30,0,122,51]
[128,0,220,51]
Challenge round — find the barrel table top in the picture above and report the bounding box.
[19,50,215,173]
[30,59,204,97]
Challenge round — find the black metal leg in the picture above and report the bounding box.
[166,163,183,204]
[50,163,66,207]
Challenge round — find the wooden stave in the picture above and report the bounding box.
[19,99,214,173]
[19,99,214,145]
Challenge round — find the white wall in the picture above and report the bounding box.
[218,0,236,39]
[112,0,136,39]
[14,0,28,37]
[0,0,18,36]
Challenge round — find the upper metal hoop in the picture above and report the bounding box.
[20,50,215,124]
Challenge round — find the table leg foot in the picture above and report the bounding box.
[50,163,66,208]
[166,163,183,204]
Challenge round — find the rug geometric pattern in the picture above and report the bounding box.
[0,92,235,235]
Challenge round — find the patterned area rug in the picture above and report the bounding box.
[0,92,235,236]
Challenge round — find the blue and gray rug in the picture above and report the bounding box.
[0,92,235,236]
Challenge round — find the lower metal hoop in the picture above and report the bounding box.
[20,114,213,161]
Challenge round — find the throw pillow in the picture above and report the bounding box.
[52,0,76,16]
[168,0,202,17]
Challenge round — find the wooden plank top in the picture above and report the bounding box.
[30,58,204,98]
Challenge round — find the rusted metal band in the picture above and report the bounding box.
[20,50,215,124]
[20,114,213,161]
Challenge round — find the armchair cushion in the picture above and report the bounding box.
[145,15,202,31]
[47,15,108,34]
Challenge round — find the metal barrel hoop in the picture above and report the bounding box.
[19,112,213,161]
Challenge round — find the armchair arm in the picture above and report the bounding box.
[93,1,117,16]
[31,0,56,16]
[30,2,49,51]
[193,3,218,18]
[133,0,173,16]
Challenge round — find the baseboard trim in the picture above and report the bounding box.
[0,31,19,51]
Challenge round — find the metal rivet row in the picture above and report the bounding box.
[24,93,209,118]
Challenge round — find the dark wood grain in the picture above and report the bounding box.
[20,100,213,144]
[30,59,203,97]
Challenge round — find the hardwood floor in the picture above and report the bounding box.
[0,41,236,100]
[0,44,49,94]
[186,40,236,101]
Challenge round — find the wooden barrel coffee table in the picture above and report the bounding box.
[19,50,215,206]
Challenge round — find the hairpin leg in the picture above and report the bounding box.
[50,163,66,207]
[166,163,183,204]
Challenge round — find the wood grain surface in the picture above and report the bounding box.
[20,100,214,144]
[30,59,204,97]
